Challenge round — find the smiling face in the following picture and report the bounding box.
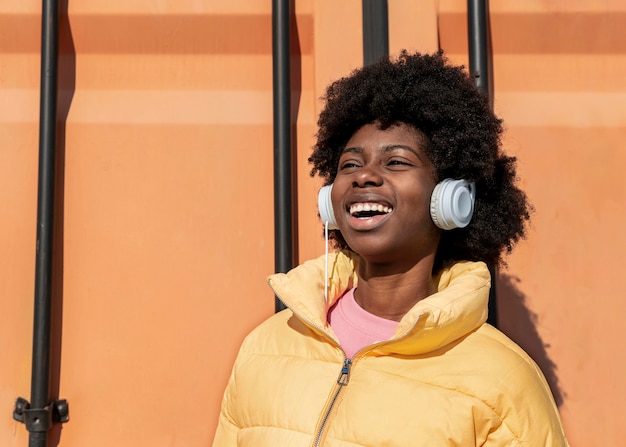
[331,122,441,266]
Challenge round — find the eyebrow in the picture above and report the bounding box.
[342,144,424,161]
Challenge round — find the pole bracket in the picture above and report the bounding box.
[13,397,69,432]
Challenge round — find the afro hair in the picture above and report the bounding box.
[309,50,531,272]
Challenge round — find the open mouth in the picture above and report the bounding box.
[349,202,393,219]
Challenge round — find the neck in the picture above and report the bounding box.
[355,256,437,322]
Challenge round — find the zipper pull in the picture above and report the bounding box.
[336,358,352,385]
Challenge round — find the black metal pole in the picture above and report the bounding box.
[13,0,69,441]
[29,0,59,445]
[467,0,498,327]
[272,0,293,312]
[362,0,389,65]
[467,0,491,98]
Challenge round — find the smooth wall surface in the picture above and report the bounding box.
[1,1,623,445]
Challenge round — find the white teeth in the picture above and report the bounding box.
[349,202,392,216]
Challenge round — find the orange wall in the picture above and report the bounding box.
[1,1,624,446]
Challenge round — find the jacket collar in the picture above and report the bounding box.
[268,251,490,356]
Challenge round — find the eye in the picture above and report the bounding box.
[386,158,414,168]
[338,157,361,170]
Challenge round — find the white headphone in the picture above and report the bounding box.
[429,179,476,230]
[318,179,475,231]
[318,184,339,230]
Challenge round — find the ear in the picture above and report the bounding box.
[430,179,475,230]
[318,184,339,229]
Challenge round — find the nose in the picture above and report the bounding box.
[352,163,383,188]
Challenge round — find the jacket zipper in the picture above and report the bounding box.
[268,286,350,446]
[309,320,424,447]
[270,283,425,446]
[313,358,352,447]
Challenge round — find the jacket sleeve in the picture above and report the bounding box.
[482,360,570,446]
[212,363,240,446]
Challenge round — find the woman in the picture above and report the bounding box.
[212,51,569,446]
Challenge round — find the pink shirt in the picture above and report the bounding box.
[328,287,399,359]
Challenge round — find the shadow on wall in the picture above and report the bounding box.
[496,273,565,407]
[48,0,75,445]
[290,0,302,260]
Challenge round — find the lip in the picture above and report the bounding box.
[346,211,393,230]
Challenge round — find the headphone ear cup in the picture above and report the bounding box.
[318,184,339,230]
[430,179,476,230]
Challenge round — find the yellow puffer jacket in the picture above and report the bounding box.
[213,251,569,446]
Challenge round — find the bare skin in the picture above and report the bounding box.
[331,122,441,321]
